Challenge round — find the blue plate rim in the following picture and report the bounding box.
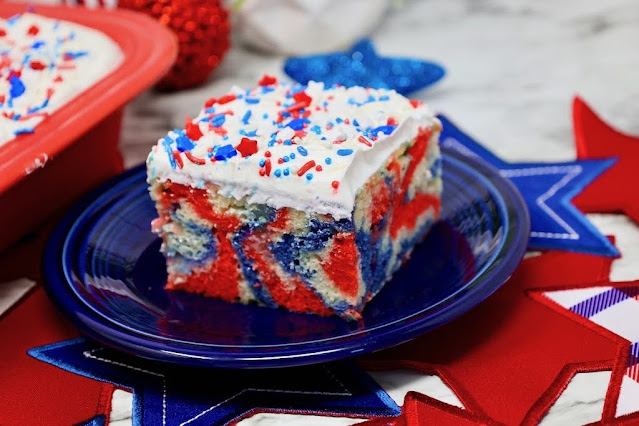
[42,147,530,368]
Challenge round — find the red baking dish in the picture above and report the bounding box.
[0,3,177,252]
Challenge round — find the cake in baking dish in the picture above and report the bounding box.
[146,76,442,320]
[0,13,122,147]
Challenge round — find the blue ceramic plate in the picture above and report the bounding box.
[42,147,529,368]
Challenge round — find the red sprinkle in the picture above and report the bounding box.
[293,90,312,106]
[409,99,423,108]
[27,25,39,36]
[387,117,398,126]
[264,159,272,176]
[236,137,258,157]
[184,151,206,165]
[315,165,323,172]
[217,94,236,104]
[264,151,271,157]
[29,61,46,71]
[258,74,277,86]
[332,181,340,189]
[333,139,346,145]
[359,136,372,147]
[172,150,184,169]
[54,76,63,83]
[0,29,6,37]
[185,121,203,141]
[297,160,316,177]
[204,97,217,108]
[278,158,284,164]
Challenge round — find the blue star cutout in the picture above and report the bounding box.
[284,39,445,96]
[29,338,400,426]
[438,114,619,257]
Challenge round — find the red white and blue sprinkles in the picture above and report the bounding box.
[0,12,122,146]
[150,75,430,195]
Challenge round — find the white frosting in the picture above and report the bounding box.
[146,80,439,219]
[0,13,123,146]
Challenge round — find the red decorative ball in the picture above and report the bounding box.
[118,0,230,91]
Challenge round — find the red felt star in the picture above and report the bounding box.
[358,392,496,426]
[572,96,639,223]
[361,245,628,424]
[0,287,114,425]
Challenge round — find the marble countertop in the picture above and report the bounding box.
[82,0,639,424]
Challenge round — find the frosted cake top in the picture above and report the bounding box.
[147,76,438,219]
[0,13,123,146]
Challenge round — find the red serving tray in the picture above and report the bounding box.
[0,3,177,251]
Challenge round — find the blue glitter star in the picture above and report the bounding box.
[438,114,619,256]
[284,39,445,96]
[29,339,400,426]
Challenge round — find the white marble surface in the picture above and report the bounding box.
[7,0,637,424]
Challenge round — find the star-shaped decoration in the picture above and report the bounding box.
[284,39,445,96]
[29,338,400,426]
[572,96,639,224]
[438,114,618,256]
[542,281,639,422]
[0,287,113,425]
[358,391,495,426]
[361,243,627,424]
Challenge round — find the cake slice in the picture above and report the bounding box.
[146,77,442,320]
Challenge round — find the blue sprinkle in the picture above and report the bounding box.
[367,95,375,102]
[310,125,322,135]
[14,128,34,135]
[274,169,282,177]
[259,159,266,167]
[262,113,269,119]
[290,153,296,159]
[321,137,327,140]
[327,121,334,127]
[287,118,309,131]
[325,157,332,164]
[242,110,252,125]
[9,75,25,99]
[336,117,343,124]
[369,125,395,136]
[283,168,290,176]
[283,156,289,162]
[283,139,292,146]
[7,14,20,26]
[297,146,308,156]
[353,119,360,127]
[162,136,177,169]
[261,86,275,93]
[379,95,390,101]
[236,94,244,100]
[337,149,353,156]
[215,144,237,160]
[223,135,229,140]
[64,51,88,59]
[176,133,195,152]
[306,173,313,181]
[210,114,226,127]
[245,97,260,104]
[281,111,291,118]
[31,40,45,49]
[245,130,258,137]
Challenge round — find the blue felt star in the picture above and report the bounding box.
[29,339,400,426]
[438,114,619,257]
[284,39,445,96]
